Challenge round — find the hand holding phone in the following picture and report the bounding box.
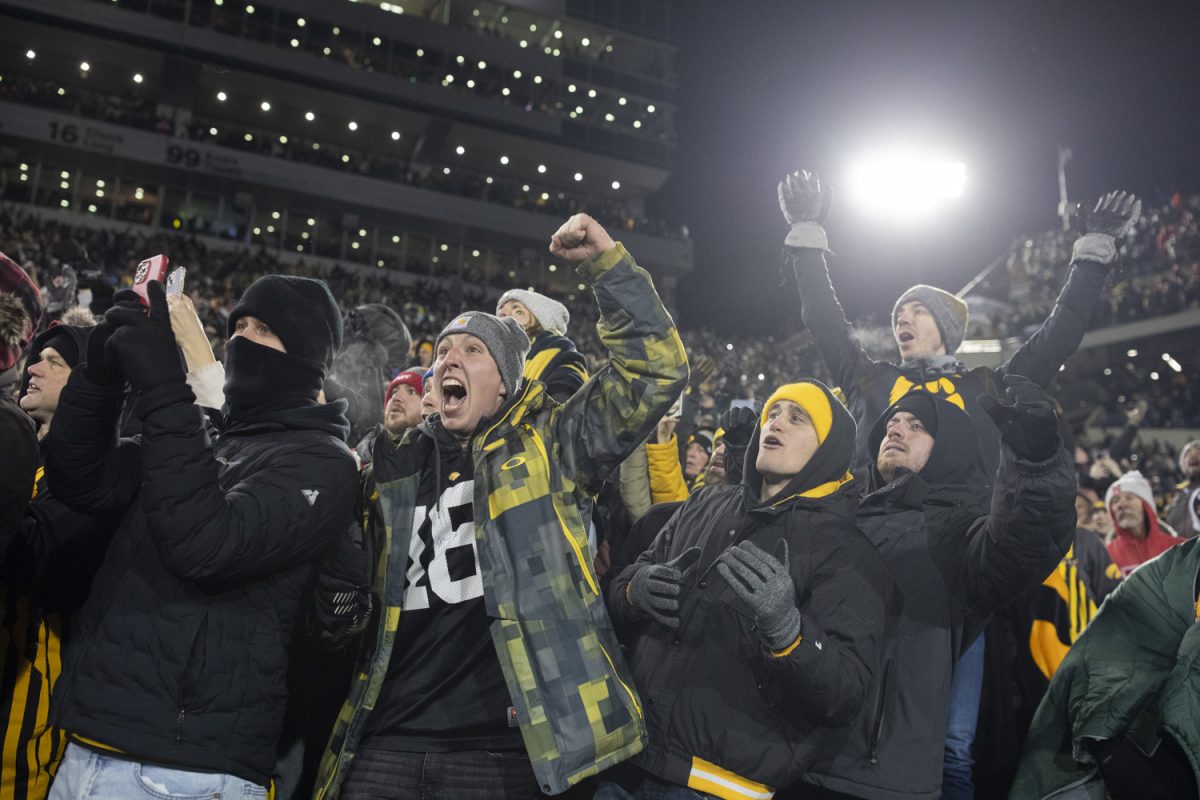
[165,266,186,296]
[132,255,169,307]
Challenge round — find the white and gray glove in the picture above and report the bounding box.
[778,169,832,252]
[1073,190,1142,265]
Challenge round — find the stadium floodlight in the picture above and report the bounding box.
[845,147,967,222]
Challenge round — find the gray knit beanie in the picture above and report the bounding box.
[892,285,969,355]
[435,311,531,399]
[497,289,570,334]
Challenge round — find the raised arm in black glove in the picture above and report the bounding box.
[626,547,701,628]
[717,405,757,485]
[104,281,187,392]
[978,374,1060,462]
[718,406,757,448]
[1073,190,1143,265]
[83,319,122,387]
[778,169,833,252]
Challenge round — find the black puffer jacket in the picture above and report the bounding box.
[609,381,894,796]
[796,394,1076,800]
[46,373,357,785]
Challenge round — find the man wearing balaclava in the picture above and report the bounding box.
[792,379,1076,800]
[311,214,689,799]
[603,380,893,800]
[43,276,357,798]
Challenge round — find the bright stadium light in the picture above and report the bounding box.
[845,148,967,222]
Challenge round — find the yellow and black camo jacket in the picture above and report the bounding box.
[315,243,690,798]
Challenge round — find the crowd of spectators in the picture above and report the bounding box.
[967,192,1200,338]
[2,203,1195,514]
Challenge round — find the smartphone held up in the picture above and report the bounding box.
[131,255,186,308]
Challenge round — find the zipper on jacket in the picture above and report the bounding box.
[868,659,893,764]
[175,613,209,745]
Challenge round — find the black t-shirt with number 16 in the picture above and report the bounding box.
[362,439,524,753]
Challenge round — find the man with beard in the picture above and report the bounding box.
[793,380,1076,800]
[778,169,1138,798]
[44,276,357,798]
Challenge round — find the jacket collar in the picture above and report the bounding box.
[471,378,546,451]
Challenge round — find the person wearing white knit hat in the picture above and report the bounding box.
[1165,440,1200,539]
[497,288,589,402]
[1104,469,1181,576]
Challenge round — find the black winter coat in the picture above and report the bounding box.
[796,396,1077,800]
[609,401,894,796]
[45,373,357,785]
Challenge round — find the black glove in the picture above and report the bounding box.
[778,170,832,251]
[83,320,123,387]
[1073,191,1142,265]
[626,547,701,628]
[716,540,802,651]
[718,406,757,448]
[1083,190,1142,238]
[104,280,186,392]
[978,374,1059,462]
[312,523,374,649]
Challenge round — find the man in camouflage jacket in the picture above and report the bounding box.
[313,213,689,799]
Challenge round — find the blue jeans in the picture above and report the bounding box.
[942,635,985,800]
[341,748,542,799]
[48,743,267,799]
[595,775,715,800]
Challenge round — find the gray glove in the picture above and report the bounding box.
[1073,190,1142,265]
[626,547,701,628]
[778,170,832,252]
[717,540,802,651]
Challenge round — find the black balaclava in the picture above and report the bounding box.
[223,337,327,421]
[224,275,342,422]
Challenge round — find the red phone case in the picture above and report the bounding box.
[133,255,169,306]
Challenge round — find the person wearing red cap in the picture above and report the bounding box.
[384,369,426,436]
[355,368,427,466]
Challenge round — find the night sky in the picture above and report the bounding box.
[655,1,1200,332]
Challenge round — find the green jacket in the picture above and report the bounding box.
[1010,537,1200,799]
[314,244,689,798]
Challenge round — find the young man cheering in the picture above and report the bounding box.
[314,214,690,799]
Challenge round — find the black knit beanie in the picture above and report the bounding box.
[890,392,939,439]
[228,275,342,366]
